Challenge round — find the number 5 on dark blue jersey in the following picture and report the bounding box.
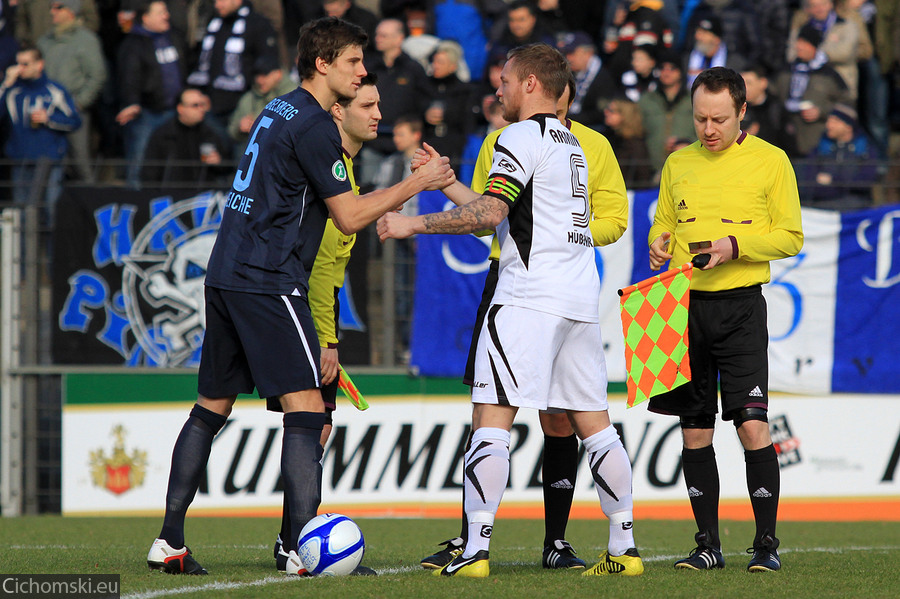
[233,116,274,192]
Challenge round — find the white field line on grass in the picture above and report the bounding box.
[120,545,900,599]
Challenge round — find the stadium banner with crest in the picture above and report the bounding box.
[411,191,900,395]
[61,375,900,517]
[52,188,371,367]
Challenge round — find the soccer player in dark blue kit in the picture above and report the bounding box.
[146,17,454,575]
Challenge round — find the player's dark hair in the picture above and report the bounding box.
[336,72,378,107]
[507,43,570,102]
[691,66,746,115]
[296,17,368,81]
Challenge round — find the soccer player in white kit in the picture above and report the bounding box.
[377,43,643,579]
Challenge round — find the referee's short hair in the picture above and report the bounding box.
[506,43,570,102]
[691,66,746,116]
[296,17,369,81]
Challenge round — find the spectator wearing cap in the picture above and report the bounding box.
[116,0,186,188]
[186,0,278,150]
[602,0,674,79]
[620,43,658,103]
[740,65,795,155]
[227,54,295,155]
[775,21,851,157]
[15,0,99,43]
[799,103,881,209]
[558,30,616,130]
[685,14,748,87]
[638,49,695,176]
[688,0,762,70]
[786,0,868,101]
[37,0,106,183]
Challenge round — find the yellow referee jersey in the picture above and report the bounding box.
[471,119,629,259]
[649,134,803,292]
[308,151,358,346]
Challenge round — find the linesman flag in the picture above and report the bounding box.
[618,262,694,407]
[338,365,369,411]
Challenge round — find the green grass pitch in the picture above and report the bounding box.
[2,516,899,598]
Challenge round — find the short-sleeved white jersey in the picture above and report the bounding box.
[482,113,600,323]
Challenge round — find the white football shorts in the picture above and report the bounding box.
[470,304,609,412]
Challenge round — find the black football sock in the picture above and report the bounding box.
[681,445,720,548]
[745,444,780,547]
[159,404,227,548]
[282,412,325,551]
[542,434,578,546]
[279,492,291,556]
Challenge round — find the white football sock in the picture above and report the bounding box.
[462,427,510,557]
[583,425,635,555]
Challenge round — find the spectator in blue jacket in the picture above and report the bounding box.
[800,103,882,210]
[0,44,81,221]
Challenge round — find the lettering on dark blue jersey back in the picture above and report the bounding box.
[264,98,299,120]
[226,190,254,215]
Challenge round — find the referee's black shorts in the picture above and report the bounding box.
[648,285,769,422]
[199,286,322,410]
[463,259,499,386]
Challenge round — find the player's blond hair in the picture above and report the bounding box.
[506,43,570,101]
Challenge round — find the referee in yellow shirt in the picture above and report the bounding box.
[648,67,803,573]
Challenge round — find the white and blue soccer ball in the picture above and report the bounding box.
[297,513,365,576]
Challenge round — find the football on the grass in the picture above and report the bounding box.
[297,513,365,576]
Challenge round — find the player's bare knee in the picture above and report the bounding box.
[566,409,611,440]
[539,411,574,437]
[731,409,771,449]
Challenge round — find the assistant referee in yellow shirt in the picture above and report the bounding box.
[648,67,803,573]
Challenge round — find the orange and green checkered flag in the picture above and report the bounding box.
[618,263,694,408]
[338,364,369,411]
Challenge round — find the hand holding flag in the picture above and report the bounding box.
[338,365,369,411]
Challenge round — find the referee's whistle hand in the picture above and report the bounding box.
[649,233,672,271]
[696,236,734,270]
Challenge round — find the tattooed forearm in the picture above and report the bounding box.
[421,197,508,234]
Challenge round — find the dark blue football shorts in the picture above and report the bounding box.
[198,286,322,410]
